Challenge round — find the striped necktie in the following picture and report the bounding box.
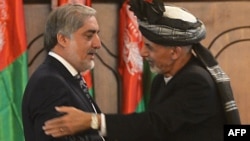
[75,74,105,141]
[75,74,97,113]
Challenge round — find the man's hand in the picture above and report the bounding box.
[43,106,92,137]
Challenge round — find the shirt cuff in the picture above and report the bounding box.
[98,113,107,136]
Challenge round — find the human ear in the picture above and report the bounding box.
[57,33,69,48]
[171,46,181,59]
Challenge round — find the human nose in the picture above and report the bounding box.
[139,45,148,57]
[92,34,101,49]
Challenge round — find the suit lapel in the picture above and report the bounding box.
[46,56,100,113]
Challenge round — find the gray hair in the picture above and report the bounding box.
[44,3,96,51]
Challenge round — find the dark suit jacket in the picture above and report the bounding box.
[105,56,225,141]
[22,55,102,141]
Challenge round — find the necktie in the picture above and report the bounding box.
[75,74,97,113]
[75,74,105,141]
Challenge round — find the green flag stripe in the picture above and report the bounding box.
[136,99,146,113]
[0,53,27,141]
[135,61,157,113]
[88,88,94,97]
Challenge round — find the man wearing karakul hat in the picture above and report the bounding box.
[43,0,240,141]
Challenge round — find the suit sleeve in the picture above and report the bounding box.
[27,75,70,141]
[105,68,218,141]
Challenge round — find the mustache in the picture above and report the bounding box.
[87,49,97,54]
[145,57,153,63]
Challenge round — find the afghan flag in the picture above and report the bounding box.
[0,1,27,141]
[119,0,146,114]
[52,0,94,97]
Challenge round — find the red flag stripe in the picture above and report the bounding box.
[119,0,144,114]
[85,0,91,6]
[0,1,27,71]
[57,0,91,6]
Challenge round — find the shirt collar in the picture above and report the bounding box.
[164,76,172,85]
[48,51,78,77]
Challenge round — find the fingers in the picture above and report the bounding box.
[43,119,63,134]
[43,106,86,137]
[43,115,71,137]
[43,106,69,137]
[44,118,62,128]
[43,126,70,137]
[55,106,75,113]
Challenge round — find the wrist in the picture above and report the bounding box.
[90,114,99,130]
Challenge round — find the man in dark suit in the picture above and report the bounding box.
[42,1,226,141]
[22,4,105,141]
